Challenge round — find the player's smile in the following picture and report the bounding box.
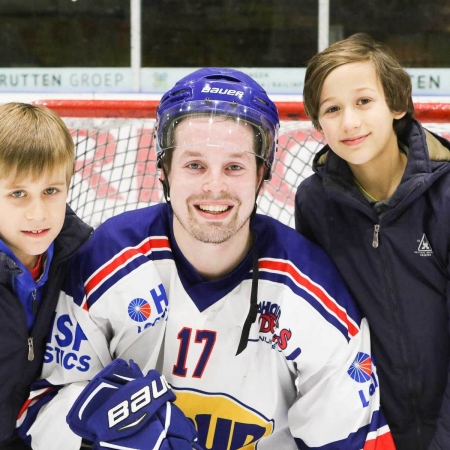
[194,202,234,219]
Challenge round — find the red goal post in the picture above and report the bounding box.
[35,99,450,228]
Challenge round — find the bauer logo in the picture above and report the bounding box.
[347,352,372,383]
[128,298,151,322]
[201,85,244,99]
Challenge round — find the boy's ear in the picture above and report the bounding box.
[393,110,407,120]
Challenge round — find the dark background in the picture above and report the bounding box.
[0,0,449,68]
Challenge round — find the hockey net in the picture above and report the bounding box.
[36,100,450,229]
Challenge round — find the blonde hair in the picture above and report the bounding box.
[303,33,414,136]
[0,102,74,185]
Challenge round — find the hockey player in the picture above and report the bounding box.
[19,68,394,449]
[295,33,450,450]
[0,103,92,450]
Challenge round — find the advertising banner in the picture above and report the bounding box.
[0,67,447,96]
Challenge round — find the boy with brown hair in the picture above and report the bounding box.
[295,33,450,450]
[0,103,91,449]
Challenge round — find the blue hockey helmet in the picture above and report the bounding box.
[155,67,279,179]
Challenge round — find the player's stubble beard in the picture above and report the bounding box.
[173,193,252,244]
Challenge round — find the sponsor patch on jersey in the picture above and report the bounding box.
[44,313,91,372]
[347,352,372,383]
[174,388,274,449]
[127,298,151,322]
[257,301,300,357]
[348,353,380,408]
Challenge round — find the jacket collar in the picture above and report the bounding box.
[52,204,93,263]
[0,252,21,284]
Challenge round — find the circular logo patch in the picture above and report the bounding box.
[128,298,151,322]
[347,352,372,383]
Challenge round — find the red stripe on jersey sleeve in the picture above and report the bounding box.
[84,237,169,296]
[363,430,396,450]
[259,259,359,337]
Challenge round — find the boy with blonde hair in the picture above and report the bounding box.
[296,33,450,450]
[0,103,91,449]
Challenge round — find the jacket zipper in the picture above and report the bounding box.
[27,290,37,361]
[27,337,34,361]
[371,222,422,445]
[372,224,380,248]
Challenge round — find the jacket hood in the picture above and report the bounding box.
[54,205,93,262]
[0,252,21,284]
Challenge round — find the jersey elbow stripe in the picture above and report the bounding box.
[363,426,395,450]
[294,411,394,449]
[258,258,359,337]
[17,387,53,421]
[84,236,171,299]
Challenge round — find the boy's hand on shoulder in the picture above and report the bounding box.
[67,358,202,449]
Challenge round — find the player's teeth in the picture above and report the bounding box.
[31,230,42,234]
[199,205,228,212]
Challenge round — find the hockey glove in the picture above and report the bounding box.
[67,359,202,450]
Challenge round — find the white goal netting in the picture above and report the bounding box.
[40,100,450,229]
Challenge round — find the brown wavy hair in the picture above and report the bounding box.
[303,33,414,137]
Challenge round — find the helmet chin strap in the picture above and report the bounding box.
[236,163,271,355]
[159,159,171,203]
[236,232,259,355]
[253,162,270,209]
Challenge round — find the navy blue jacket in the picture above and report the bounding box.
[295,119,450,450]
[0,206,92,449]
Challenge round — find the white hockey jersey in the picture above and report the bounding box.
[19,203,394,450]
